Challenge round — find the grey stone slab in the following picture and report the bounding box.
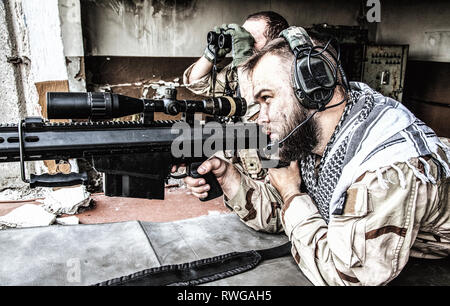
[0,212,447,286]
[0,221,159,286]
[140,214,291,264]
[140,214,313,286]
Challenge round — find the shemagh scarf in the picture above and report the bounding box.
[300,82,450,223]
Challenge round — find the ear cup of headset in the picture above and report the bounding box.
[280,27,346,110]
[293,54,336,109]
[271,26,350,150]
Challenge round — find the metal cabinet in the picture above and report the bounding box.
[361,45,409,102]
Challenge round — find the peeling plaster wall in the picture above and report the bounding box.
[3,0,40,118]
[80,0,362,57]
[0,2,21,123]
[59,0,86,92]
[81,0,450,62]
[376,0,450,62]
[0,0,82,197]
[0,0,23,189]
[0,0,46,192]
[59,0,84,57]
[22,0,68,83]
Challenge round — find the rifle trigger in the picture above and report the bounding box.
[170,166,188,179]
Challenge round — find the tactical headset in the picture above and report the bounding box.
[279,26,349,111]
[266,26,349,150]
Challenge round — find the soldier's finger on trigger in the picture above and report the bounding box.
[200,157,222,175]
[171,163,186,173]
[198,160,212,174]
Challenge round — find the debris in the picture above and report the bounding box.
[165,183,180,188]
[0,204,56,229]
[166,176,183,187]
[0,186,51,202]
[41,185,91,215]
[55,216,79,225]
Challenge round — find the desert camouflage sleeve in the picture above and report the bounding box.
[281,157,450,286]
[219,153,284,233]
[182,62,233,97]
[223,151,449,285]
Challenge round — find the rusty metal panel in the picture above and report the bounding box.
[362,45,409,102]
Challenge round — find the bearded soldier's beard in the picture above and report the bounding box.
[278,106,319,162]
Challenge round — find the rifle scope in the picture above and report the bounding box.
[47,92,247,120]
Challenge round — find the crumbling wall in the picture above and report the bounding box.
[0,0,24,191]
[0,0,86,200]
[59,0,86,92]
[377,0,450,62]
[80,0,450,61]
[80,0,362,57]
[0,0,44,196]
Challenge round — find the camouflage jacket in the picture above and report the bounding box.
[220,143,450,286]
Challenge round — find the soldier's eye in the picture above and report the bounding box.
[262,95,270,102]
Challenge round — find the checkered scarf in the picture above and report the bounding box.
[300,82,450,223]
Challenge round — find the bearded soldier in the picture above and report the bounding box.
[184,27,450,285]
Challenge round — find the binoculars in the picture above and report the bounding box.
[207,31,232,49]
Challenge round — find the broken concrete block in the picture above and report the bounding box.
[0,204,56,229]
[55,216,79,225]
[41,185,91,215]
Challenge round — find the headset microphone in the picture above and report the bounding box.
[265,109,319,152]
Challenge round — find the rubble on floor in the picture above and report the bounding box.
[0,204,56,229]
[0,185,92,230]
[41,185,91,215]
[55,216,80,225]
[0,183,229,227]
[0,185,51,202]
